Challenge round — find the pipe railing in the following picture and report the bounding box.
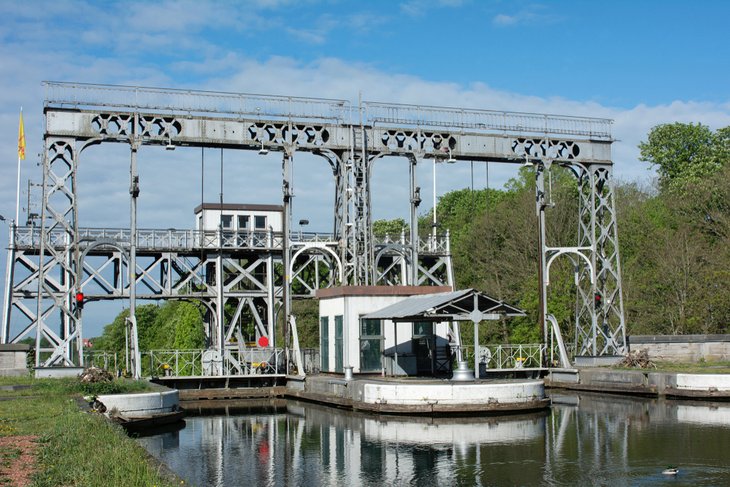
[42,81,612,140]
[364,101,612,139]
[44,81,351,123]
[14,226,452,254]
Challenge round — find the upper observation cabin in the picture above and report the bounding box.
[194,203,284,249]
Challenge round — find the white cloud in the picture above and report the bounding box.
[400,0,466,17]
[493,13,518,25]
[492,4,561,27]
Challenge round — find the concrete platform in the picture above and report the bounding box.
[286,375,550,415]
[97,389,180,417]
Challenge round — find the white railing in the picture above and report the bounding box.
[43,82,612,140]
[16,226,451,255]
[142,347,285,377]
[460,343,547,369]
[44,81,351,123]
[14,226,292,252]
[372,233,451,254]
[364,101,612,139]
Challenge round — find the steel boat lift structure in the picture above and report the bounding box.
[1,82,626,377]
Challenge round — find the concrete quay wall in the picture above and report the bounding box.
[546,368,730,400]
[285,375,550,414]
[629,334,730,362]
[0,344,30,377]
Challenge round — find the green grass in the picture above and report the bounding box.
[650,360,730,374]
[0,377,183,487]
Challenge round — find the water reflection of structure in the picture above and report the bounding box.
[138,395,730,486]
[546,392,730,485]
[296,402,546,486]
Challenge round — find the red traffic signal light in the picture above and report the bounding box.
[75,291,85,309]
[593,292,602,310]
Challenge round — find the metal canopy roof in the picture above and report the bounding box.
[363,288,525,323]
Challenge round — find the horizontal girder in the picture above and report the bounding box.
[45,108,612,164]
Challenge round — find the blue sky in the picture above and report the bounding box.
[0,0,729,337]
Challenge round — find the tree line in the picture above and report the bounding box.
[94,122,730,352]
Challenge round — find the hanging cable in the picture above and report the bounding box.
[470,160,475,214]
[200,147,205,261]
[201,147,205,208]
[485,160,489,232]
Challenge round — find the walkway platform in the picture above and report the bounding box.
[285,375,550,415]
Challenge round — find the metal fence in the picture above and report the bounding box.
[141,348,285,377]
[300,348,320,374]
[82,351,118,371]
[460,343,547,369]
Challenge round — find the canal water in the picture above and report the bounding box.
[138,391,730,486]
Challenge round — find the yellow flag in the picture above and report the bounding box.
[17,110,26,160]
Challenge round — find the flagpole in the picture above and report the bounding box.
[15,108,24,225]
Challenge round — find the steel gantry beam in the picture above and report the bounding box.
[1,81,624,375]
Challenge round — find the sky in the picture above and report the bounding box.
[1,0,729,337]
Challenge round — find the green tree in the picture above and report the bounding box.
[372,218,407,237]
[639,122,726,190]
[94,301,205,354]
[291,298,320,349]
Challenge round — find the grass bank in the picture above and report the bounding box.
[649,360,730,374]
[611,360,730,374]
[0,376,183,487]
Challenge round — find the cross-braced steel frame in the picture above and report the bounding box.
[1,82,625,376]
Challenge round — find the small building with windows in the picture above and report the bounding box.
[316,286,526,377]
[316,286,454,376]
[194,203,283,247]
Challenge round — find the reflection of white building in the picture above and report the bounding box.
[676,404,730,425]
[194,203,283,247]
[316,286,453,375]
[361,415,543,445]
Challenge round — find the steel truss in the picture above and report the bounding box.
[2,82,623,375]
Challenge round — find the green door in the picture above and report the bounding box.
[335,315,343,373]
[320,317,329,372]
[360,319,383,372]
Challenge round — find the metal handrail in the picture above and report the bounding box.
[14,226,290,251]
[459,343,547,369]
[15,226,453,254]
[43,81,613,140]
[43,81,351,123]
[142,347,286,377]
[364,101,612,139]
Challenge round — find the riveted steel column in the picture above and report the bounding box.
[409,155,421,286]
[283,151,293,373]
[128,120,142,378]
